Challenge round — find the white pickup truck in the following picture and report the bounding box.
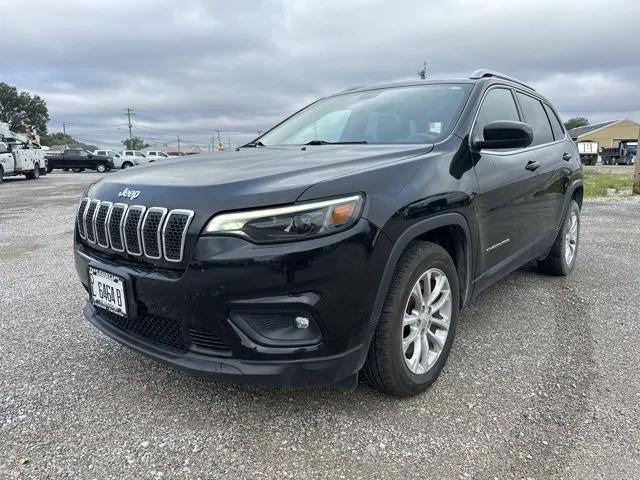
[94,149,139,169]
[0,123,47,183]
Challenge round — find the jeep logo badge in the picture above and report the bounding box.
[118,187,141,200]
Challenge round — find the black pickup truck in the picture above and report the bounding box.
[46,149,114,173]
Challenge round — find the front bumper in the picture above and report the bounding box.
[75,218,392,387]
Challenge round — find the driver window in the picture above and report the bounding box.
[473,88,520,141]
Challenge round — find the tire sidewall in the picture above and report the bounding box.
[387,247,460,392]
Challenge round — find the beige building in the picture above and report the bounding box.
[568,119,639,163]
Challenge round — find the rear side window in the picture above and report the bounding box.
[516,92,554,146]
[125,151,133,156]
[473,88,520,140]
[543,104,565,140]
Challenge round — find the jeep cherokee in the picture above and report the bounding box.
[74,69,583,396]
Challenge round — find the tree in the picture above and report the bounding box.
[122,136,149,150]
[0,82,49,134]
[563,117,589,131]
[40,132,76,146]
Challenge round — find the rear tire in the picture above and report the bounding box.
[71,168,85,173]
[362,241,459,397]
[538,200,580,276]
[25,163,40,180]
[47,166,53,173]
[0,167,3,184]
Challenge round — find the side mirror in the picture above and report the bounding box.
[472,120,533,150]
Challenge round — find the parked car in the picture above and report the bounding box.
[46,149,114,173]
[94,150,138,169]
[122,150,153,164]
[74,69,583,396]
[144,150,172,161]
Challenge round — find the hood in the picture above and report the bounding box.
[88,144,431,213]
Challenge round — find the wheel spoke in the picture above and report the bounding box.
[412,281,424,308]
[427,274,445,305]
[427,329,445,351]
[419,332,430,368]
[430,289,451,315]
[403,313,419,327]
[402,327,419,351]
[430,314,450,330]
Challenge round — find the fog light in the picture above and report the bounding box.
[294,316,310,329]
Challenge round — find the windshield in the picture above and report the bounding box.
[259,84,472,146]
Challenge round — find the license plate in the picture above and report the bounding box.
[89,267,127,317]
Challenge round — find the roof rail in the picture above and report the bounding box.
[338,85,364,93]
[469,69,535,91]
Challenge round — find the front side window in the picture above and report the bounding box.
[516,92,554,146]
[473,88,520,141]
[259,84,472,145]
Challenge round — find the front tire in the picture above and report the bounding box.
[538,200,580,276]
[96,162,107,173]
[362,241,459,397]
[121,161,133,169]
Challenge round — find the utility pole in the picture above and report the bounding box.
[62,123,66,136]
[634,125,640,194]
[177,135,181,155]
[418,61,428,80]
[228,137,231,150]
[215,129,223,151]
[125,108,134,147]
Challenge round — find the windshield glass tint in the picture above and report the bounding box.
[260,84,472,145]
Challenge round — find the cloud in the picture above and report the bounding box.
[2,0,639,147]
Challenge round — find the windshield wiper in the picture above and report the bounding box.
[239,140,265,148]
[304,140,368,145]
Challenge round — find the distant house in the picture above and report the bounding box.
[568,119,640,161]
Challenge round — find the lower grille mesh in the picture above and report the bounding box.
[96,307,187,352]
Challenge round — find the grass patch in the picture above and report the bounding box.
[583,170,634,198]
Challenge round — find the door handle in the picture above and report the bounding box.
[562,152,573,161]
[525,160,541,171]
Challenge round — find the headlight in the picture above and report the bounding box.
[205,194,364,243]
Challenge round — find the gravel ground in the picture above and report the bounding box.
[1,172,639,479]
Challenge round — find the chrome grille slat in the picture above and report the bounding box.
[84,200,100,244]
[107,203,127,252]
[78,198,193,263]
[141,207,168,259]
[123,205,146,256]
[163,210,195,262]
[77,198,89,239]
[95,202,112,248]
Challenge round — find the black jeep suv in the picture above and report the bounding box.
[74,70,582,396]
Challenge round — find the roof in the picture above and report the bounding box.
[568,120,620,139]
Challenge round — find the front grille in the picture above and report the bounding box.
[96,307,187,352]
[77,198,194,263]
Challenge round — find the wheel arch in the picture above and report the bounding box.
[370,213,473,326]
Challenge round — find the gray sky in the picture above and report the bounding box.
[3,0,639,149]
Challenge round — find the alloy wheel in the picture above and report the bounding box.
[402,268,452,375]
[565,211,578,265]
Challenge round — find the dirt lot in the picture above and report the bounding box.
[1,172,639,479]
